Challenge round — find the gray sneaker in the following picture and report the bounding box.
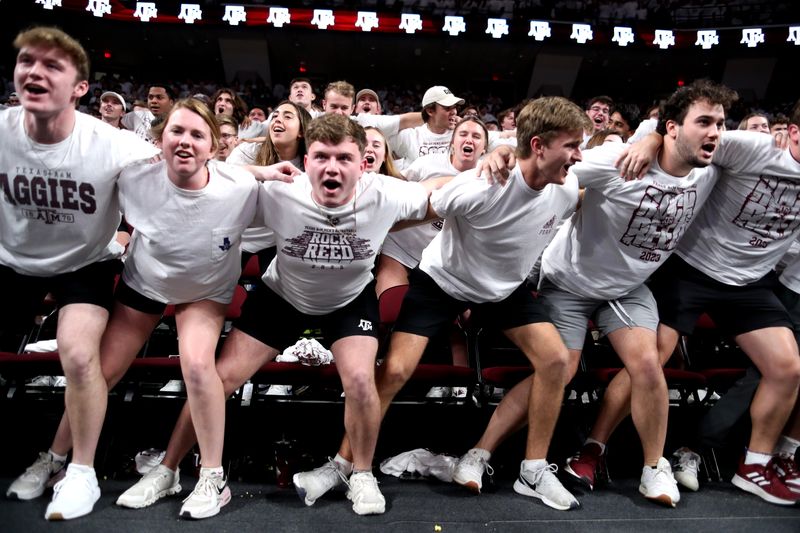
[453,449,494,493]
[293,458,351,506]
[116,464,182,509]
[6,451,66,500]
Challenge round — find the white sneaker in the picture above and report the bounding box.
[116,464,182,509]
[293,458,351,506]
[265,384,292,396]
[179,468,231,520]
[640,457,681,507]
[6,451,66,500]
[159,379,184,393]
[346,471,386,515]
[513,462,580,511]
[426,386,452,399]
[453,449,493,493]
[451,387,468,399]
[671,447,701,492]
[44,464,101,520]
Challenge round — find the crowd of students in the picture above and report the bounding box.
[2,25,800,524]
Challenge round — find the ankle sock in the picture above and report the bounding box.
[49,449,68,464]
[775,435,800,458]
[585,438,606,455]
[521,458,548,472]
[334,453,354,474]
[744,449,772,466]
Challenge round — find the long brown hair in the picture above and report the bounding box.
[255,100,312,166]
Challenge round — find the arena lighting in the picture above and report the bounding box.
[267,7,290,28]
[790,26,800,45]
[355,11,379,32]
[740,28,765,48]
[695,29,719,49]
[222,4,246,26]
[528,21,551,41]
[612,26,635,47]
[25,1,800,49]
[486,18,509,40]
[653,29,675,49]
[570,23,593,44]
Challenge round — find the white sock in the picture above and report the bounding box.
[49,449,67,464]
[775,435,800,458]
[470,448,491,461]
[585,438,606,455]
[744,449,772,466]
[334,453,354,474]
[521,458,548,472]
[68,463,95,474]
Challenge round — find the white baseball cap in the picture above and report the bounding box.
[422,86,464,108]
[100,91,127,110]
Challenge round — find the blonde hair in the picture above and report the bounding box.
[152,98,221,153]
[324,80,355,100]
[515,97,590,159]
[14,26,90,81]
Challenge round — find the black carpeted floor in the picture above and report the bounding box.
[2,474,799,533]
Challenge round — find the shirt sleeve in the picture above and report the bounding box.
[430,171,491,219]
[713,130,785,175]
[569,143,625,189]
[353,114,401,138]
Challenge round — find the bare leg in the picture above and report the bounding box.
[735,327,800,454]
[338,332,429,462]
[332,336,381,470]
[504,322,579,460]
[375,255,410,298]
[56,304,109,467]
[606,327,668,466]
[161,328,279,471]
[474,375,533,452]
[50,302,161,457]
[174,301,226,469]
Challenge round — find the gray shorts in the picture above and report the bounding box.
[538,277,659,350]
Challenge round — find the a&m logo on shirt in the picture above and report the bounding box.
[282,226,374,269]
[539,215,557,235]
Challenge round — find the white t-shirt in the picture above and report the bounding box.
[780,245,800,294]
[238,120,267,140]
[391,124,452,168]
[121,109,156,142]
[118,160,258,304]
[0,107,158,276]
[259,172,429,315]
[353,114,402,139]
[227,144,303,252]
[381,152,459,268]
[542,142,720,300]
[421,166,579,303]
[676,131,800,285]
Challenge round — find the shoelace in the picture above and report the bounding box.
[524,463,558,487]
[322,457,351,488]
[465,454,495,476]
[52,469,93,498]
[24,454,54,479]
[183,474,224,503]
[775,456,800,479]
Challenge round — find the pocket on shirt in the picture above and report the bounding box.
[211,226,240,263]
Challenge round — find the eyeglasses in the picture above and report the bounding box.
[220,133,237,140]
[589,106,610,114]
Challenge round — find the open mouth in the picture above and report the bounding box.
[24,83,47,95]
[175,150,193,160]
[365,155,375,165]
[700,142,716,157]
[322,179,341,192]
[462,146,474,155]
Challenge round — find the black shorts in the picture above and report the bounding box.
[775,282,800,347]
[648,255,792,336]
[233,280,380,351]
[114,279,167,315]
[394,268,552,338]
[0,260,121,348]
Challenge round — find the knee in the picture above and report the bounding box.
[58,346,99,385]
[342,368,376,401]
[181,356,216,390]
[379,357,415,391]
[535,348,575,383]
[628,352,666,389]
